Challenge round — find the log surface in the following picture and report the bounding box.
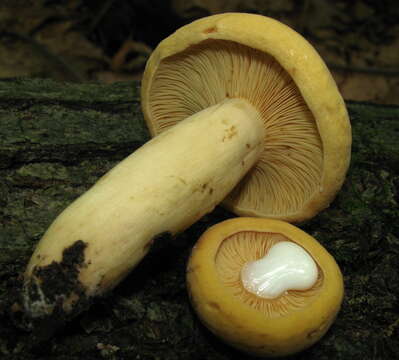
[0,78,398,360]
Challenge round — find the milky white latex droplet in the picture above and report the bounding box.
[241,241,318,299]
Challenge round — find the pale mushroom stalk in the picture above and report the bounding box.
[23,98,264,319]
[22,12,351,324]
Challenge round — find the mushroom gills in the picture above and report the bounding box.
[187,217,344,357]
[146,39,325,220]
[241,240,318,299]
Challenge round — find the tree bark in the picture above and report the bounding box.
[0,78,398,359]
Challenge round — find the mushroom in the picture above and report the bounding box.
[22,13,350,322]
[186,217,344,357]
[141,13,351,221]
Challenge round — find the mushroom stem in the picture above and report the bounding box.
[23,98,264,319]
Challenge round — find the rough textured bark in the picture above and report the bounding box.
[0,78,398,359]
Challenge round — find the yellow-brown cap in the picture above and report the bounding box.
[141,13,351,222]
[186,217,344,357]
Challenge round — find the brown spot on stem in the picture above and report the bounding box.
[223,125,237,141]
[22,240,92,335]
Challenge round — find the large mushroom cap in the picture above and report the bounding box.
[141,13,351,222]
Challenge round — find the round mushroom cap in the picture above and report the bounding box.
[186,217,344,357]
[141,13,351,223]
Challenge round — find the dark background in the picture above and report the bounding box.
[0,1,398,360]
[0,0,398,103]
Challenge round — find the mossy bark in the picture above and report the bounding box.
[0,78,398,359]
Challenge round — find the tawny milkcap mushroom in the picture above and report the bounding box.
[141,12,351,220]
[186,217,344,357]
[22,13,350,322]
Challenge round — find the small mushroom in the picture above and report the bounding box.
[22,13,350,322]
[186,217,344,357]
